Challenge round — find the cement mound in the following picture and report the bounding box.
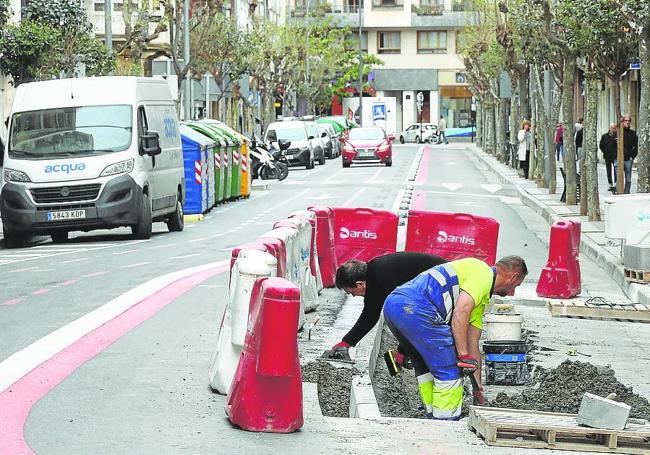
[489,360,650,420]
[302,361,362,418]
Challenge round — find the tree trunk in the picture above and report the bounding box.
[491,101,498,155]
[638,23,650,192]
[562,56,578,205]
[484,100,493,154]
[519,69,530,122]
[584,74,601,221]
[476,102,483,148]
[498,98,508,162]
[529,91,538,181]
[535,65,555,191]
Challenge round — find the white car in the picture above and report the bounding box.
[398,123,438,144]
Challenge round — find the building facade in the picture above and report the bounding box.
[288,0,476,131]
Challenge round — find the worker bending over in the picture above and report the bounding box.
[328,252,447,365]
[383,256,527,420]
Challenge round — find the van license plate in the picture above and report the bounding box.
[47,210,86,221]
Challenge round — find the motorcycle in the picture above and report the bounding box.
[250,136,290,181]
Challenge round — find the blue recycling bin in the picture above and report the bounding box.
[180,124,213,215]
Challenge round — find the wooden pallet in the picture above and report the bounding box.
[468,407,650,454]
[547,300,650,323]
[625,268,650,283]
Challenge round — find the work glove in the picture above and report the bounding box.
[328,341,351,361]
[472,385,486,406]
[457,354,479,376]
[393,351,413,370]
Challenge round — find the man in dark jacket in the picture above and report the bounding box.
[328,252,446,366]
[599,123,618,190]
[615,115,638,194]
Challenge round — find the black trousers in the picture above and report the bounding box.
[519,150,530,178]
[604,158,616,186]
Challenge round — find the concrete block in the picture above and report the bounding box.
[577,392,631,430]
[624,244,650,270]
[349,374,381,419]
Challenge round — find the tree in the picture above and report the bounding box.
[190,13,248,120]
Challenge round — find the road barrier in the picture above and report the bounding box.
[290,209,324,293]
[405,211,500,265]
[274,218,319,312]
[229,241,270,280]
[260,228,306,329]
[536,220,582,299]
[308,206,338,288]
[331,207,398,265]
[258,237,287,279]
[209,254,275,394]
[225,277,303,433]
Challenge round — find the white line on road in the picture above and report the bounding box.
[120,262,151,269]
[59,257,89,264]
[170,253,202,260]
[111,249,140,256]
[0,261,228,393]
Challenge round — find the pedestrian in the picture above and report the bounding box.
[554,123,564,162]
[575,123,584,165]
[328,252,447,365]
[383,256,528,420]
[599,123,618,191]
[614,114,638,194]
[438,115,448,145]
[517,120,532,178]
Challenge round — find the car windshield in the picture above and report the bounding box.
[269,127,306,141]
[9,105,132,159]
[349,128,385,141]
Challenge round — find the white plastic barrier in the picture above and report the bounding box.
[290,209,324,293]
[275,217,319,312]
[208,253,275,394]
[260,227,306,329]
[604,194,650,244]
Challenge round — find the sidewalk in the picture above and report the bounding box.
[469,145,650,306]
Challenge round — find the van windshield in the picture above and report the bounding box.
[9,105,132,159]
[269,127,306,141]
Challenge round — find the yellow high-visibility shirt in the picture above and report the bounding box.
[450,257,495,329]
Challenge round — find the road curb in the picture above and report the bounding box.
[469,145,650,305]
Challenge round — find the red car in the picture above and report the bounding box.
[341,127,393,167]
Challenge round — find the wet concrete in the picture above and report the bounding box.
[489,360,650,419]
[302,361,361,418]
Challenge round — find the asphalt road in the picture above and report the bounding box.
[0,142,622,454]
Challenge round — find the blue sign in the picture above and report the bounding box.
[630,62,641,70]
[372,103,386,121]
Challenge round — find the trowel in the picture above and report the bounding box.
[317,349,356,364]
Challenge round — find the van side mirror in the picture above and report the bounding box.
[278,139,291,151]
[308,135,315,140]
[321,131,328,138]
[140,131,161,156]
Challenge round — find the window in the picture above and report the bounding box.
[456,31,466,53]
[372,0,404,7]
[417,31,447,54]
[377,31,401,54]
[348,31,368,52]
[419,0,443,6]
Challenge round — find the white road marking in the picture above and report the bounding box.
[112,249,140,256]
[0,261,228,393]
[308,194,336,200]
[59,257,89,264]
[481,184,503,193]
[120,262,151,269]
[441,183,463,192]
[170,253,202,260]
[0,240,149,266]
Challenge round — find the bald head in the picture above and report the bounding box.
[609,123,618,135]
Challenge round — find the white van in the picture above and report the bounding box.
[0,76,185,248]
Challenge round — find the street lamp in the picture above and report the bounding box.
[357,0,363,126]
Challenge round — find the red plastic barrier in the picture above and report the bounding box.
[308,206,337,288]
[536,220,582,299]
[405,211,500,265]
[258,238,287,279]
[226,277,303,433]
[332,207,398,265]
[230,241,269,279]
[289,211,320,280]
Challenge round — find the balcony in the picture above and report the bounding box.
[288,1,361,26]
[410,1,477,26]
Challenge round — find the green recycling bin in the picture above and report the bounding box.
[222,132,241,200]
[186,122,226,204]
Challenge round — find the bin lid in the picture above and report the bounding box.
[180,124,215,150]
[212,124,240,146]
[199,119,248,144]
[187,122,227,147]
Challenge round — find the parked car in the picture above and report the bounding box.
[398,123,438,144]
[265,121,315,169]
[341,127,393,167]
[318,124,340,159]
[303,120,327,165]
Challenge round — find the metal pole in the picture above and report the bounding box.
[104,0,113,55]
[357,0,363,126]
[183,0,191,121]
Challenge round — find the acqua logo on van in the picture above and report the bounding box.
[44,163,86,174]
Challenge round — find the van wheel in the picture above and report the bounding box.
[51,231,69,243]
[166,194,184,232]
[306,158,315,169]
[318,153,326,165]
[3,228,25,249]
[132,192,152,239]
